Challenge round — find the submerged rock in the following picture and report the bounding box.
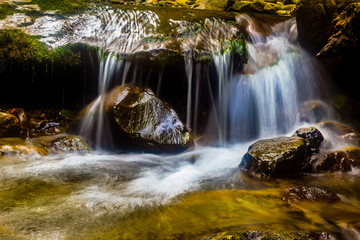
[240,136,307,177]
[44,135,91,154]
[0,112,24,138]
[200,231,337,240]
[283,186,341,203]
[103,85,193,152]
[292,127,324,153]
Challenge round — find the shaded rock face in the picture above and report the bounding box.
[296,0,338,54]
[104,85,193,152]
[44,135,91,154]
[292,127,324,153]
[283,186,341,203]
[0,112,24,138]
[318,3,360,57]
[240,136,307,177]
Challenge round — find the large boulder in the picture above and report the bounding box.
[296,0,338,54]
[318,3,360,57]
[240,136,307,177]
[0,112,24,138]
[104,85,193,152]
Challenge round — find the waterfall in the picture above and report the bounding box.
[79,51,121,149]
[208,17,324,143]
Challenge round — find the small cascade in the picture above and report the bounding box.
[207,17,325,143]
[212,51,232,145]
[79,51,121,149]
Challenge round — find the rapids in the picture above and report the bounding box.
[0,5,359,240]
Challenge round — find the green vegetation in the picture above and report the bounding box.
[30,0,92,14]
[0,29,91,72]
[0,29,48,71]
[221,38,247,57]
[0,3,16,20]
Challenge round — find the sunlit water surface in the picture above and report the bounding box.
[1,143,360,239]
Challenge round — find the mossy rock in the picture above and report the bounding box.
[240,136,307,177]
[44,135,91,154]
[105,85,193,152]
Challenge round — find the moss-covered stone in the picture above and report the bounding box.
[44,135,91,154]
[240,136,307,177]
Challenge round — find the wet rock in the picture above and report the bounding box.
[292,127,324,153]
[105,85,193,152]
[240,136,307,177]
[299,100,330,123]
[296,0,338,54]
[0,112,24,138]
[44,135,91,154]
[0,137,47,156]
[318,3,360,57]
[342,146,360,167]
[283,186,341,203]
[312,151,352,173]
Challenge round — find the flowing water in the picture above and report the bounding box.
[1,5,360,240]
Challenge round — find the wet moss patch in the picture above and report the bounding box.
[0,3,16,20]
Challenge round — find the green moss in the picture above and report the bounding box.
[0,3,16,20]
[30,0,92,14]
[0,29,92,72]
[221,38,247,57]
[0,29,48,71]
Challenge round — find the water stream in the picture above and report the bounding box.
[0,5,359,240]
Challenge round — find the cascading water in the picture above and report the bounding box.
[79,51,121,149]
[209,17,325,143]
